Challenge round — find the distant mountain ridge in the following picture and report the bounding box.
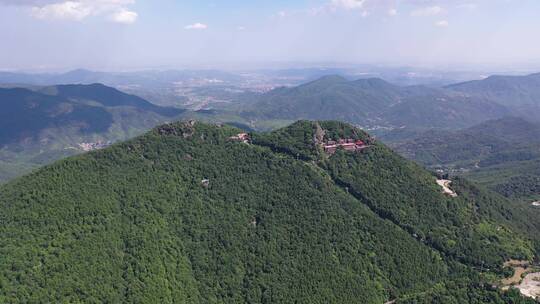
[447,73,540,106]
[241,75,511,129]
[0,84,182,147]
[40,83,181,116]
[0,87,112,146]
[0,83,184,183]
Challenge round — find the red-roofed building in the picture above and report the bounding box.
[322,138,369,155]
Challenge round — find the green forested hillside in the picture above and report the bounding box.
[447,73,540,107]
[447,73,540,123]
[388,118,540,202]
[0,88,113,145]
[0,85,185,184]
[41,83,182,116]
[239,76,510,130]
[0,121,538,303]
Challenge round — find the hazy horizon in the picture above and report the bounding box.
[2,0,540,71]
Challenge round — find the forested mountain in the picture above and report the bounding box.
[0,84,183,183]
[447,73,540,122]
[388,117,540,202]
[0,120,539,303]
[447,73,540,107]
[240,76,510,130]
[41,84,181,116]
[0,88,112,145]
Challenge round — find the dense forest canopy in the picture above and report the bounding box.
[0,120,539,303]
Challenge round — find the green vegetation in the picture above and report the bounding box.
[1,120,539,303]
[0,85,186,183]
[388,117,540,202]
[447,73,540,123]
[240,76,510,130]
[447,73,540,107]
[464,160,540,202]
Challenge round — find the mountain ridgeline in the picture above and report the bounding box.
[237,73,540,131]
[0,84,182,146]
[240,75,511,130]
[447,73,540,107]
[0,83,184,183]
[1,120,538,303]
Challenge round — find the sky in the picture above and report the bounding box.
[1,0,540,71]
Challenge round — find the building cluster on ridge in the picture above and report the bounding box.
[323,139,368,155]
[229,133,250,144]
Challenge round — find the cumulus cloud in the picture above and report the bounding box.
[109,8,137,24]
[185,23,208,30]
[4,0,138,23]
[0,0,59,5]
[31,1,92,20]
[410,6,443,17]
[435,20,449,27]
[331,0,366,10]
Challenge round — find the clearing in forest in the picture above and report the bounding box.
[516,272,540,299]
[500,260,540,300]
[501,260,529,286]
[436,179,457,197]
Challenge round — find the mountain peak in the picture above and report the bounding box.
[1,118,538,302]
[305,74,348,86]
[352,77,396,89]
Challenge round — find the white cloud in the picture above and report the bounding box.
[18,0,137,23]
[237,26,246,31]
[31,1,91,20]
[388,8,397,16]
[410,6,443,17]
[0,0,59,6]
[185,23,208,30]
[110,8,137,24]
[435,20,449,27]
[331,0,366,10]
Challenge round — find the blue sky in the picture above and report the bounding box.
[1,0,539,71]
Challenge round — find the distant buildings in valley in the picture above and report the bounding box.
[78,141,112,152]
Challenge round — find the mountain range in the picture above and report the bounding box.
[237,73,540,131]
[0,120,538,303]
[3,71,540,186]
[447,73,540,122]
[0,84,183,183]
[447,73,540,106]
